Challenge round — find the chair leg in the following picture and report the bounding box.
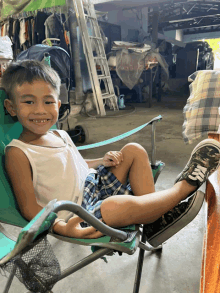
[3,265,17,293]
[25,290,53,293]
[24,289,46,292]
[133,230,148,293]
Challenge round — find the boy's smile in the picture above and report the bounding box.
[5,80,61,139]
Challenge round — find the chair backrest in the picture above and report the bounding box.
[0,88,59,228]
[0,89,28,227]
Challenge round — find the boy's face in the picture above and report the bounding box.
[4,80,61,136]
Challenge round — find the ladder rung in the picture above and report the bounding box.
[89,36,102,40]
[94,57,106,60]
[98,75,111,79]
[77,0,117,115]
[85,14,97,20]
[102,93,116,99]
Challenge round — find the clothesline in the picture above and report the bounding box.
[1,6,67,23]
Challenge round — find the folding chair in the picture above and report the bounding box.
[0,88,165,293]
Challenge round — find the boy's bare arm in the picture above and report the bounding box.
[5,147,43,221]
[86,151,123,169]
[85,158,103,169]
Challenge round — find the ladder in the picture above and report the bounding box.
[73,0,118,116]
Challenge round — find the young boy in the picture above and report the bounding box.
[2,60,220,240]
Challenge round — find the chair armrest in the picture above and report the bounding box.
[53,200,128,241]
[77,115,162,151]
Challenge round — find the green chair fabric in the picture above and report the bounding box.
[0,231,16,260]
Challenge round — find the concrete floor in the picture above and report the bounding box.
[0,93,206,293]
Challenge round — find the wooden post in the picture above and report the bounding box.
[157,65,162,102]
[152,6,159,46]
[66,0,84,103]
[200,133,220,292]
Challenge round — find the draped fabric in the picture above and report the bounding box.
[182,70,220,144]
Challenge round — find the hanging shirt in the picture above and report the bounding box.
[8,18,14,40]
[13,19,21,57]
[44,13,68,52]
[35,11,50,44]
[5,130,96,219]
[19,19,26,46]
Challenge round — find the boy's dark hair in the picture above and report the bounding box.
[1,60,61,100]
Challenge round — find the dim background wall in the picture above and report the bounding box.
[104,8,148,41]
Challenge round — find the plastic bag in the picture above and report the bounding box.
[0,36,13,60]
[115,46,169,90]
[116,49,146,90]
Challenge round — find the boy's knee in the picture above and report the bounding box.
[100,197,117,226]
[122,143,148,157]
[100,195,138,227]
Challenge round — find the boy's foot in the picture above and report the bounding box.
[144,139,220,247]
[144,190,205,247]
[175,138,220,190]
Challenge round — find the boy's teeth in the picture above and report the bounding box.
[32,120,47,123]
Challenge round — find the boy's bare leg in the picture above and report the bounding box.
[103,139,220,228]
[109,143,155,196]
[101,180,196,227]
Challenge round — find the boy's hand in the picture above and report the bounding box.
[63,216,104,239]
[103,151,123,167]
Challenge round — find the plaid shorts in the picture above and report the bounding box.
[81,165,133,226]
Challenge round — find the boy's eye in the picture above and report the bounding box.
[45,101,55,104]
[24,101,34,104]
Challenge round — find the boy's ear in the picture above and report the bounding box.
[4,99,17,117]
[58,99,61,109]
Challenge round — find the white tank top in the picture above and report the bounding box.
[6,130,96,219]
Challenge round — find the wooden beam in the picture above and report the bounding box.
[186,3,196,14]
[162,10,220,22]
[164,18,220,30]
[152,6,160,44]
[184,25,220,34]
[121,0,189,11]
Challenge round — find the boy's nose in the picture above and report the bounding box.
[34,103,47,114]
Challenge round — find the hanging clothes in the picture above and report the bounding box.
[8,18,14,40]
[13,19,21,57]
[25,19,29,41]
[0,22,8,36]
[3,22,10,37]
[19,18,26,46]
[27,17,33,47]
[31,17,37,45]
[1,8,71,58]
[35,11,50,44]
[1,25,4,36]
[44,13,68,52]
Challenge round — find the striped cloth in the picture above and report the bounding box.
[81,165,133,226]
[183,70,220,144]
